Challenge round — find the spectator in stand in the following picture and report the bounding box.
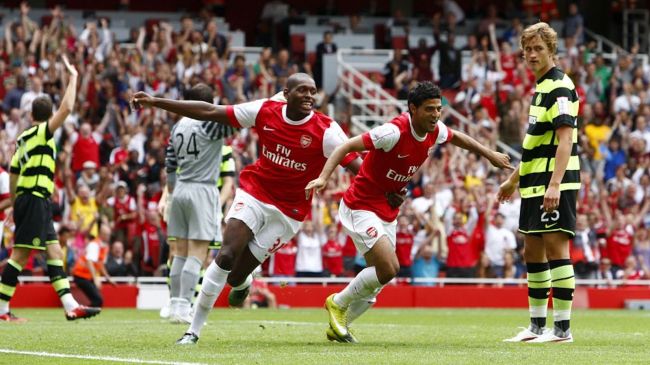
[19,76,46,116]
[58,225,76,275]
[480,196,516,278]
[2,75,26,112]
[77,161,100,192]
[446,211,478,278]
[106,181,138,248]
[571,214,599,279]
[600,194,639,275]
[269,239,297,278]
[295,202,325,278]
[436,32,462,90]
[622,256,648,283]
[223,54,251,103]
[4,108,29,143]
[321,225,344,277]
[405,32,435,83]
[382,51,410,91]
[563,3,584,46]
[68,122,102,175]
[411,207,446,285]
[140,201,166,276]
[105,241,137,277]
[395,215,415,278]
[67,184,100,240]
[314,31,337,89]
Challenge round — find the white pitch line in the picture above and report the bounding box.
[0,349,208,365]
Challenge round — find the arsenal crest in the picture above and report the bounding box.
[300,134,312,148]
[366,227,378,238]
[234,201,244,211]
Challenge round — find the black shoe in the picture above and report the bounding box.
[228,286,250,308]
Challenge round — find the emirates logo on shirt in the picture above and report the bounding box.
[366,227,378,238]
[234,202,244,211]
[300,135,312,148]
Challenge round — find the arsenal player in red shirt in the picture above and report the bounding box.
[306,81,512,342]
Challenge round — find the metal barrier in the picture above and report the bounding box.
[337,48,522,160]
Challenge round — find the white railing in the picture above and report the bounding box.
[337,48,522,160]
[14,275,650,287]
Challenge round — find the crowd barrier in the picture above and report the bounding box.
[9,277,650,310]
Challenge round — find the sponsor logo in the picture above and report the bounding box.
[300,135,312,148]
[263,125,275,131]
[544,222,558,229]
[528,115,537,125]
[397,154,410,159]
[262,145,307,171]
[386,166,419,183]
[234,202,244,211]
[366,227,378,238]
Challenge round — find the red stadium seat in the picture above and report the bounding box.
[290,34,306,61]
[392,36,407,50]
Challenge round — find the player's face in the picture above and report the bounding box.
[523,35,553,77]
[285,80,317,118]
[412,98,443,133]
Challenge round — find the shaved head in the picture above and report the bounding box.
[286,73,315,91]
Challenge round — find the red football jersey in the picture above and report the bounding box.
[226,100,356,221]
[344,112,452,222]
[269,239,298,276]
[446,229,476,268]
[322,239,343,276]
[606,229,634,267]
[395,231,414,267]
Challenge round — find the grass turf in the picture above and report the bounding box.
[0,308,648,364]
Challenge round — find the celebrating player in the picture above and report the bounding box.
[305,81,513,342]
[132,73,402,344]
[0,56,101,322]
[499,22,580,343]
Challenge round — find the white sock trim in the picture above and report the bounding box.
[529,305,548,318]
[553,309,571,322]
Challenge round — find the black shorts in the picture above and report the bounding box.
[518,190,577,238]
[14,194,57,250]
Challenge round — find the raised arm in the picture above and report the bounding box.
[49,56,78,134]
[131,92,231,124]
[305,135,366,199]
[449,129,513,169]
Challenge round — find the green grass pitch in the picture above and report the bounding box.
[0,308,648,364]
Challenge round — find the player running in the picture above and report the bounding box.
[306,81,513,342]
[132,73,402,344]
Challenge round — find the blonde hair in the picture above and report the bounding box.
[520,22,558,55]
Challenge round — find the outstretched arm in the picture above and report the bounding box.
[449,130,513,170]
[49,56,78,135]
[131,91,231,125]
[305,135,366,199]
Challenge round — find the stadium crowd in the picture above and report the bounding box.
[0,1,648,287]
